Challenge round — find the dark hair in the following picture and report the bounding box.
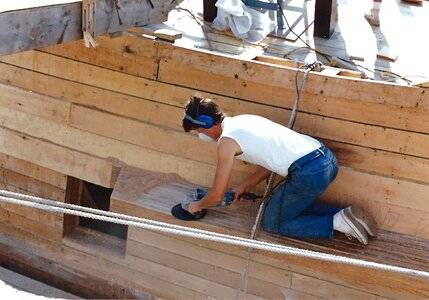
[182,96,225,132]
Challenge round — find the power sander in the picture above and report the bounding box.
[171,188,262,221]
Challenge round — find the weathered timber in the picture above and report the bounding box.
[0,104,253,189]
[156,42,429,108]
[3,51,429,159]
[1,41,429,238]
[0,227,152,299]
[3,49,429,135]
[0,0,170,56]
[2,60,429,186]
[324,140,429,185]
[255,55,363,79]
[110,173,429,299]
[126,234,292,288]
[62,230,210,299]
[126,251,266,299]
[0,186,62,229]
[42,35,159,78]
[0,204,63,241]
[0,82,70,124]
[0,126,116,188]
[2,169,65,202]
[70,102,429,189]
[127,27,183,42]
[127,234,388,299]
[0,153,67,189]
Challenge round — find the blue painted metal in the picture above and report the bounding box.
[242,0,285,29]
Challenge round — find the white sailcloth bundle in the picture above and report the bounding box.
[213,0,276,43]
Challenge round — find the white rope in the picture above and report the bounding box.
[0,190,429,280]
[237,65,317,299]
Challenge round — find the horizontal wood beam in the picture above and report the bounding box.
[0,0,170,56]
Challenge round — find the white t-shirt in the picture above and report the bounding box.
[219,115,321,176]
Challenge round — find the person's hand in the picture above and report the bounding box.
[232,183,251,203]
[187,201,201,215]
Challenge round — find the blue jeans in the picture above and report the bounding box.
[261,145,340,239]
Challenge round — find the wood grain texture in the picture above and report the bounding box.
[0,153,67,189]
[110,176,429,299]
[0,0,170,56]
[0,126,115,188]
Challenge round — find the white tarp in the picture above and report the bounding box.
[213,0,275,43]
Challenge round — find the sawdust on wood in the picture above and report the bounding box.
[109,158,187,203]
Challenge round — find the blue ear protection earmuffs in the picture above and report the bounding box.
[184,100,214,129]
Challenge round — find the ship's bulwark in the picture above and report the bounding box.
[0,31,427,298]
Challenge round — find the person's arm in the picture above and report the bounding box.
[232,166,271,201]
[187,137,239,214]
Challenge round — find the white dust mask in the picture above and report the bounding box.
[198,133,214,142]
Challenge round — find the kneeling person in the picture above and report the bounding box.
[182,96,376,244]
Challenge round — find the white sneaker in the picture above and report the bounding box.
[347,206,377,237]
[334,208,369,245]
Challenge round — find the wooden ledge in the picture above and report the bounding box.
[109,166,429,298]
[111,167,429,274]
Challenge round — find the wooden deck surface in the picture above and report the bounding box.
[110,166,429,298]
[145,0,429,83]
[112,175,429,274]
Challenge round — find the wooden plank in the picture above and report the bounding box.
[118,188,428,267]
[294,112,429,159]
[110,166,429,238]
[69,104,217,166]
[42,34,159,79]
[0,206,62,240]
[0,82,70,124]
[127,228,292,289]
[0,126,116,188]
[115,181,429,266]
[112,173,429,267]
[0,227,156,299]
[325,140,429,185]
[0,105,254,190]
[71,103,429,186]
[63,176,81,236]
[0,181,62,229]
[157,42,429,109]
[321,168,429,239]
[127,239,285,299]
[324,166,429,212]
[2,64,429,187]
[4,49,429,137]
[281,288,324,300]
[2,169,65,202]
[0,217,204,300]
[0,0,170,56]
[290,273,388,299]
[4,49,429,138]
[127,27,183,42]
[0,153,67,189]
[255,55,363,79]
[122,200,429,299]
[0,62,184,129]
[0,201,61,231]
[377,46,398,62]
[3,51,429,159]
[125,252,264,299]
